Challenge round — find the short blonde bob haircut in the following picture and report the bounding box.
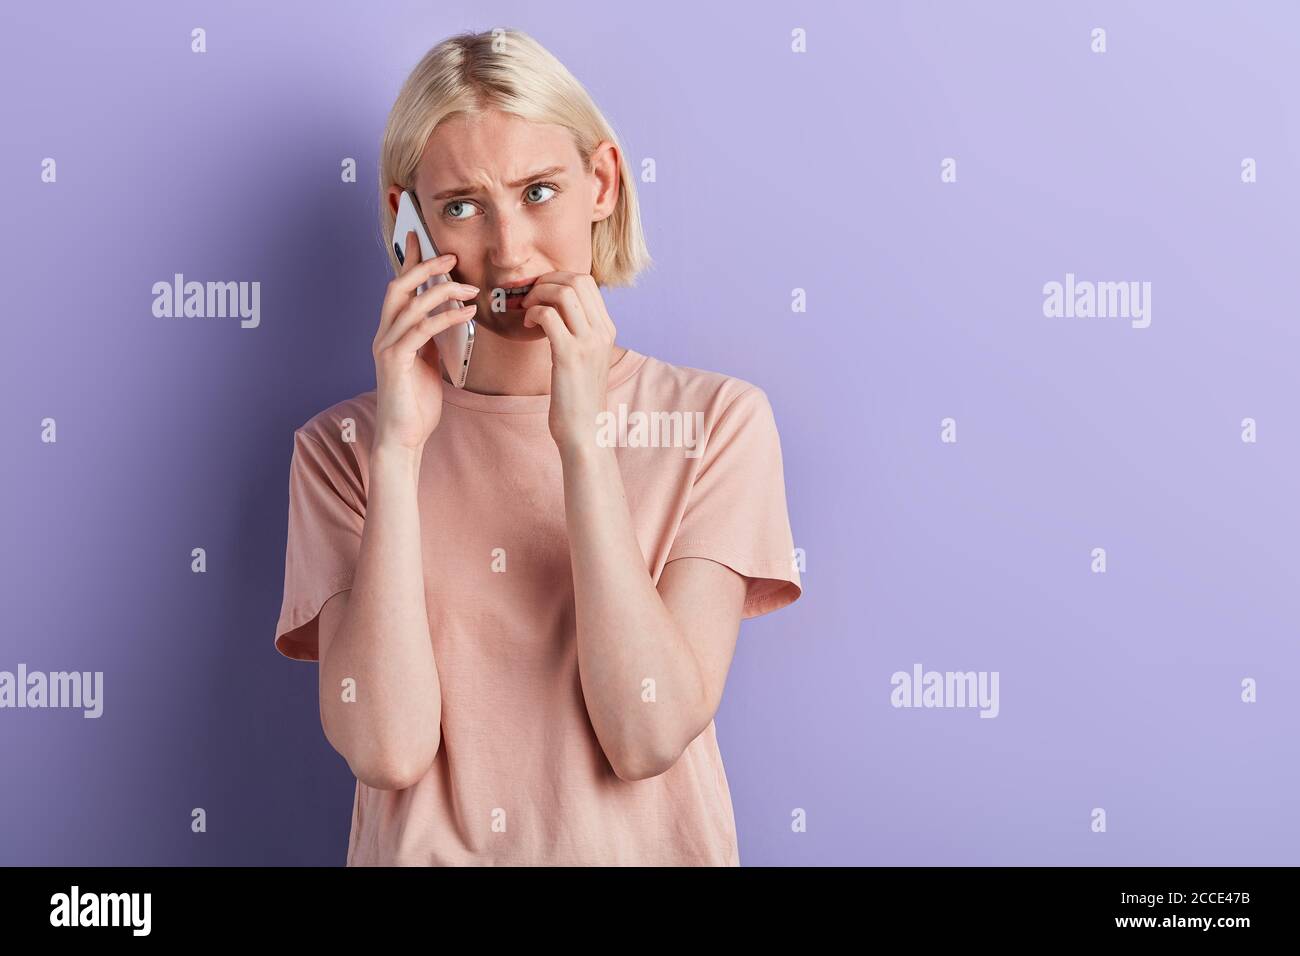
[377,28,652,288]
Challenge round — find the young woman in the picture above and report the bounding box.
[274,28,802,866]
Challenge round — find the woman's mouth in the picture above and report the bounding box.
[502,283,534,308]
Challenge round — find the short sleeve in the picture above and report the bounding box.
[664,386,802,619]
[273,427,366,662]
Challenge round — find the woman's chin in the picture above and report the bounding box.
[478,312,548,341]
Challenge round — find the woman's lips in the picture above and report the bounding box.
[501,283,534,309]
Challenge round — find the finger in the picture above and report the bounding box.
[529,274,589,332]
[383,303,477,361]
[573,274,616,341]
[387,278,477,347]
[380,232,423,344]
[541,274,614,347]
[380,294,478,355]
[409,278,479,322]
[389,252,458,301]
[522,304,573,353]
[379,252,459,338]
[521,279,588,336]
[399,229,422,275]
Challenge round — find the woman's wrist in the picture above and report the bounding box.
[370,440,425,483]
[558,433,615,472]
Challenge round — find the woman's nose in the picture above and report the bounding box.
[488,213,531,263]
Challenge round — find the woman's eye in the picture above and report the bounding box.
[443,200,474,221]
[525,183,557,204]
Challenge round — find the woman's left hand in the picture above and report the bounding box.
[520,272,618,455]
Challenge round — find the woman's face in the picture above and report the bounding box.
[389,109,619,342]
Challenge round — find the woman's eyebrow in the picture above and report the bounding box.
[431,165,566,201]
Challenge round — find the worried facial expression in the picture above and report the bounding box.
[389,109,619,342]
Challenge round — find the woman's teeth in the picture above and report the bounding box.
[505,284,533,296]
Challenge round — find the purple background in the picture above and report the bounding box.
[3,0,1297,865]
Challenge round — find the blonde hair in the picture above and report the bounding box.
[377,28,652,288]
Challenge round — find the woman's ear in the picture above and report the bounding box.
[590,141,620,222]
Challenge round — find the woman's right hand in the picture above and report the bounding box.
[372,230,479,453]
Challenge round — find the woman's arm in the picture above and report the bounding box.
[562,442,748,780]
[518,272,749,781]
[317,443,442,791]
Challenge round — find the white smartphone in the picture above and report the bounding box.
[391,189,475,388]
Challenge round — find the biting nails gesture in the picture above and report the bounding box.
[520,272,618,455]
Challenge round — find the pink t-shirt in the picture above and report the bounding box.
[274,347,802,865]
